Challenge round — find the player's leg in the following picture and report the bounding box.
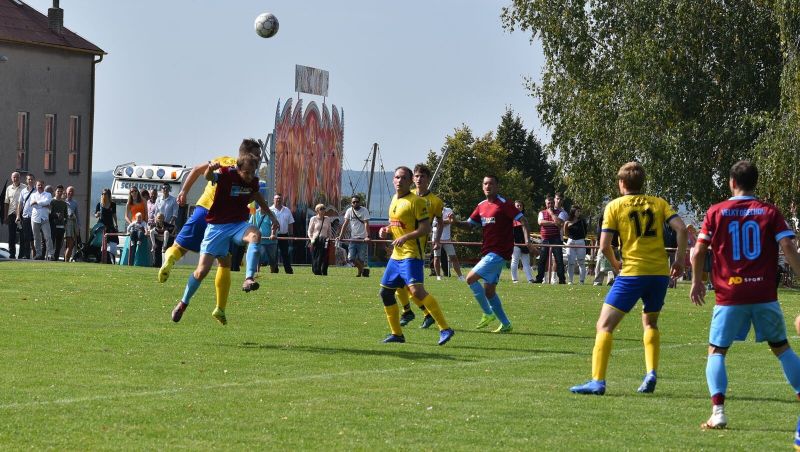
[210,254,231,325]
[172,252,214,322]
[396,286,416,326]
[701,304,748,429]
[161,206,208,282]
[466,256,495,329]
[407,275,454,346]
[571,277,638,395]
[753,302,800,395]
[637,276,669,393]
[380,260,405,342]
[239,225,262,292]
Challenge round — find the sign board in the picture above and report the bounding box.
[295,64,329,97]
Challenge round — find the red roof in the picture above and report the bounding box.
[0,0,104,55]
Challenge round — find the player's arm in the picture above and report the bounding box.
[204,161,222,181]
[780,236,800,276]
[393,218,431,247]
[178,162,209,205]
[690,241,709,306]
[599,230,621,273]
[668,215,688,279]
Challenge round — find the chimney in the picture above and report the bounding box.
[48,0,63,35]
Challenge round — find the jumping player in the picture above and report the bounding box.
[170,152,272,325]
[378,166,454,345]
[570,161,687,395]
[455,175,532,333]
[158,139,275,293]
[397,163,445,329]
[690,160,800,430]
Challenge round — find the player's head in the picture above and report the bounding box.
[237,153,260,182]
[239,138,262,159]
[617,161,645,193]
[394,166,413,193]
[729,160,758,193]
[413,164,432,191]
[482,175,499,198]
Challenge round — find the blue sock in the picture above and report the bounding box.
[706,353,727,398]
[245,242,259,279]
[181,274,202,305]
[488,294,510,326]
[777,348,800,394]
[468,281,493,315]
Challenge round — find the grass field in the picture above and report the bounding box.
[2,261,800,450]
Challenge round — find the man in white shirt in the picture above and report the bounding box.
[155,184,178,226]
[15,173,36,259]
[3,172,22,258]
[338,195,371,277]
[29,180,54,260]
[270,193,295,274]
[432,204,465,280]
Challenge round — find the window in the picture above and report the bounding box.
[68,115,81,173]
[44,114,56,172]
[16,112,28,170]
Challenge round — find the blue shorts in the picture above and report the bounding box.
[380,258,425,289]
[472,252,506,285]
[200,222,252,258]
[175,206,209,253]
[604,275,669,313]
[709,301,787,348]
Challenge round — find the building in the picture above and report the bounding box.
[0,0,104,244]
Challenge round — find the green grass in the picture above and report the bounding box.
[2,261,800,450]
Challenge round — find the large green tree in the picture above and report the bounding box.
[502,0,786,210]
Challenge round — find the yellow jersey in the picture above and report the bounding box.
[413,189,443,250]
[602,194,678,276]
[195,156,239,209]
[388,191,429,260]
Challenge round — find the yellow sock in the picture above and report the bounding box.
[643,327,660,373]
[164,245,182,265]
[411,296,430,316]
[215,266,231,310]
[384,304,403,336]
[592,331,613,381]
[419,294,448,330]
[396,286,411,311]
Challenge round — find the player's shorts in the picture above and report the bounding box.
[709,301,787,348]
[348,240,368,263]
[472,252,506,285]
[433,243,456,257]
[175,206,209,253]
[200,222,252,258]
[380,258,425,289]
[604,275,669,313]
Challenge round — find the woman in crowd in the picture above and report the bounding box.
[95,188,119,263]
[307,203,332,276]
[125,186,147,225]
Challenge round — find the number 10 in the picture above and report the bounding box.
[727,220,761,261]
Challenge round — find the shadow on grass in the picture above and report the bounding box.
[228,342,461,361]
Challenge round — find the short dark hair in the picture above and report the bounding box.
[239,138,262,158]
[730,160,758,191]
[484,174,499,184]
[56,184,64,191]
[395,166,412,179]
[413,163,432,177]
[237,153,259,170]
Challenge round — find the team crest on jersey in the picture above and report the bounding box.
[230,186,252,197]
[482,217,496,225]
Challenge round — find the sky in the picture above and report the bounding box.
[25,0,546,173]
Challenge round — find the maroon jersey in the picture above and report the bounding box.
[205,166,259,224]
[468,195,523,260]
[538,209,561,240]
[698,196,795,305]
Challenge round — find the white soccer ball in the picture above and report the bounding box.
[254,12,279,38]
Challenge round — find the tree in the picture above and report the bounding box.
[501,0,786,210]
[496,108,555,209]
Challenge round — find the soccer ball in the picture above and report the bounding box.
[254,12,279,38]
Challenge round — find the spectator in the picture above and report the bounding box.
[30,180,53,260]
[250,203,279,272]
[337,195,370,277]
[663,220,679,288]
[50,185,69,261]
[155,184,178,225]
[126,212,148,266]
[510,200,534,283]
[149,212,175,267]
[63,186,80,262]
[307,203,332,275]
[143,189,158,227]
[15,173,35,259]
[534,194,566,284]
[564,205,588,284]
[270,193,295,274]
[433,202,466,281]
[95,188,119,264]
[126,186,147,225]
[686,224,697,279]
[593,202,620,286]
[3,172,22,258]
